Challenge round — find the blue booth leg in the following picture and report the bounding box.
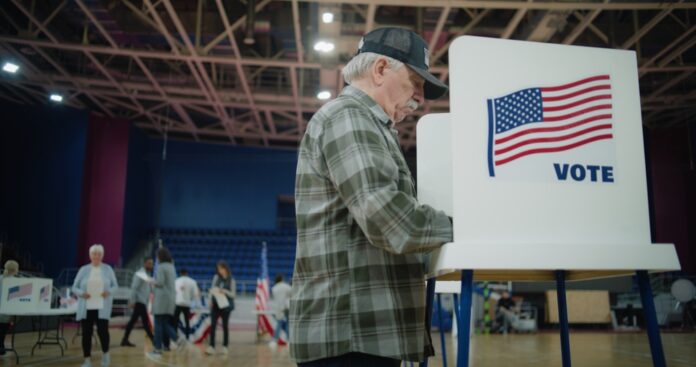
[637,270,667,367]
[457,270,474,367]
[420,278,437,367]
[437,294,448,367]
[555,270,572,367]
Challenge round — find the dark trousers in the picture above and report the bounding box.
[154,315,178,351]
[122,302,153,342]
[173,306,191,339]
[209,304,230,347]
[82,310,110,358]
[0,322,9,355]
[297,352,402,367]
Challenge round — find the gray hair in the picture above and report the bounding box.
[3,260,19,276]
[89,244,105,256]
[342,52,404,84]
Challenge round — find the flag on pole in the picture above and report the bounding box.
[255,242,274,335]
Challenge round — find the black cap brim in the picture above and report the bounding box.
[407,65,448,100]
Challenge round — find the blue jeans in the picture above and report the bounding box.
[297,352,401,367]
[272,318,289,341]
[153,315,178,351]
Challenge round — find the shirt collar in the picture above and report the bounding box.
[340,85,392,126]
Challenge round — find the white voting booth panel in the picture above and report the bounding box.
[418,37,680,281]
[0,277,53,313]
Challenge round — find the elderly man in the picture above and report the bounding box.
[290,27,453,366]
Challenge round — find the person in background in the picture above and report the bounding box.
[174,268,200,341]
[496,291,519,334]
[72,245,119,367]
[206,261,235,356]
[147,247,186,359]
[121,257,155,347]
[0,260,19,356]
[268,273,292,348]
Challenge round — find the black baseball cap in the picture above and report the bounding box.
[356,27,448,100]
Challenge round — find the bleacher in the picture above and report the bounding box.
[161,228,297,294]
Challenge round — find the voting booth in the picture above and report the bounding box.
[0,277,53,314]
[417,37,681,367]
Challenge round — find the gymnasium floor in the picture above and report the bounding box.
[4,327,695,367]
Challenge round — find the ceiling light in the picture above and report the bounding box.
[313,41,335,53]
[2,62,19,74]
[322,12,334,23]
[50,94,63,103]
[317,91,332,100]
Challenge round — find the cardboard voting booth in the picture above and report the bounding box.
[419,36,680,281]
[0,277,53,314]
[417,36,681,367]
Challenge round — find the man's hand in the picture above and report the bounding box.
[101,291,110,298]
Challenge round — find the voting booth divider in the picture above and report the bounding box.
[417,36,681,367]
[0,277,53,314]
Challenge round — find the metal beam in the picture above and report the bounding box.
[428,6,450,52]
[620,1,680,49]
[32,0,67,37]
[501,2,529,39]
[639,25,696,76]
[365,4,377,33]
[279,0,696,11]
[202,0,272,55]
[431,9,491,64]
[291,0,305,64]
[563,1,608,45]
[216,0,268,146]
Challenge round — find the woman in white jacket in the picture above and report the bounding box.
[71,244,118,367]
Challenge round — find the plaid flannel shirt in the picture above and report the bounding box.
[290,85,453,363]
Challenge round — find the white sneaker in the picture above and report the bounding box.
[81,359,92,367]
[101,353,110,367]
[219,347,228,356]
[205,346,215,355]
[176,338,188,353]
[268,340,277,349]
[146,350,162,359]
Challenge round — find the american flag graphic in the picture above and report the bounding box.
[255,242,274,335]
[487,75,613,176]
[8,283,32,301]
[40,285,51,301]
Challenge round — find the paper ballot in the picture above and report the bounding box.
[86,278,104,310]
[212,288,229,309]
[136,271,153,282]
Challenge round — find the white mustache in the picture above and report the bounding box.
[406,99,419,111]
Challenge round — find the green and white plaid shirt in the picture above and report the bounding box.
[290,85,453,363]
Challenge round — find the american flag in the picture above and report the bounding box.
[8,283,32,301]
[255,242,274,335]
[40,285,51,301]
[487,75,613,176]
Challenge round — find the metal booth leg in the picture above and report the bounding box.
[555,270,572,367]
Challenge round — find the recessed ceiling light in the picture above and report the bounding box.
[49,94,63,102]
[317,90,332,100]
[313,41,335,53]
[2,62,19,74]
[322,12,334,23]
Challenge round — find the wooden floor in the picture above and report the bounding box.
[4,327,695,366]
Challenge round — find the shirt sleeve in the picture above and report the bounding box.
[320,106,453,255]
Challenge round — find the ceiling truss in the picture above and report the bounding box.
[0,0,694,150]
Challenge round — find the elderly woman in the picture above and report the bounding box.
[0,260,19,356]
[147,247,185,359]
[72,244,118,367]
